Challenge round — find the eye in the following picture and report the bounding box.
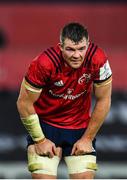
[79,47,86,51]
[66,48,75,52]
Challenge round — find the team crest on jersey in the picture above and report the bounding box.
[78,73,91,84]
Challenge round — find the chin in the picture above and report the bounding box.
[71,64,82,69]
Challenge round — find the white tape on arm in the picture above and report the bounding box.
[24,83,42,93]
[22,79,42,93]
[21,114,45,142]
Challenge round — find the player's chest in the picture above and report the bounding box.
[48,68,94,93]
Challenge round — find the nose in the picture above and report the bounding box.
[72,50,80,59]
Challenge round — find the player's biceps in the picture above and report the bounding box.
[19,79,41,101]
[94,83,111,100]
[27,90,41,103]
[17,88,36,114]
[20,86,40,104]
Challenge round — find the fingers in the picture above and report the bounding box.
[52,145,57,155]
[74,149,86,156]
[71,144,91,156]
[34,139,57,158]
[41,146,62,158]
[39,151,53,158]
[71,144,76,155]
[38,145,57,158]
[48,151,54,158]
[54,147,62,158]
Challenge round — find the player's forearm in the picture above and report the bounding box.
[21,113,45,143]
[17,99,36,118]
[82,97,111,141]
[17,100,45,143]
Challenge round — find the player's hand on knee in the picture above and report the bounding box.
[71,138,93,156]
[34,138,57,158]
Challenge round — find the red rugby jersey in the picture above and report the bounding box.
[25,43,112,129]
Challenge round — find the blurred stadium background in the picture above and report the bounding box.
[0,0,127,179]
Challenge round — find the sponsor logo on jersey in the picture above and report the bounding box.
[54,80,64,86]
[78,73,91,84]
[67,88,74,95]
[49,89,86,100]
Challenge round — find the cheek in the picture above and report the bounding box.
[63,52,72,59]
[82,51,87,58]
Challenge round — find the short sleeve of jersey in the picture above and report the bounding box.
[25,53,52,88]
[93,47,112,84]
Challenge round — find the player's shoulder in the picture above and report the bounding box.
[35,44,62,72]
[91,42,107,65]
[34,45,61,68]
[84,42,108,69]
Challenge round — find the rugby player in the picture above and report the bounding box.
[17,22,112,179]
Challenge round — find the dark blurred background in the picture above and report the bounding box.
[0,0,127,179]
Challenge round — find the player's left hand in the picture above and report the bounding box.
[71,138,93,156]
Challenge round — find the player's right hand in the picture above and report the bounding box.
[34,138,57,158]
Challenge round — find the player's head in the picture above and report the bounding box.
[59,22,89,69]
[60,22,89,44]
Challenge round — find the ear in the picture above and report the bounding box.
[87,40,90,46]
[58,43,63,51]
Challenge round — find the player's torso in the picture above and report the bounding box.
[41,43,97,101]
[46,65,93,101]
[34,43,99,128]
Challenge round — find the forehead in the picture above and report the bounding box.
[63,38,88,48]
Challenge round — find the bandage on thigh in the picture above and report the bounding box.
[64,155,98,174]
[28,151,60,176]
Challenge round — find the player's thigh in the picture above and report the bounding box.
[69,170,95,179]
[64,154,97,179]
[27,144,62,178]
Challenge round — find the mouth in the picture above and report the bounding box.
[70,60,81,64]
[69,60,83,68]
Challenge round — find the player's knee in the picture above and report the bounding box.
[27,145,60,176]
[64,155,98,174]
